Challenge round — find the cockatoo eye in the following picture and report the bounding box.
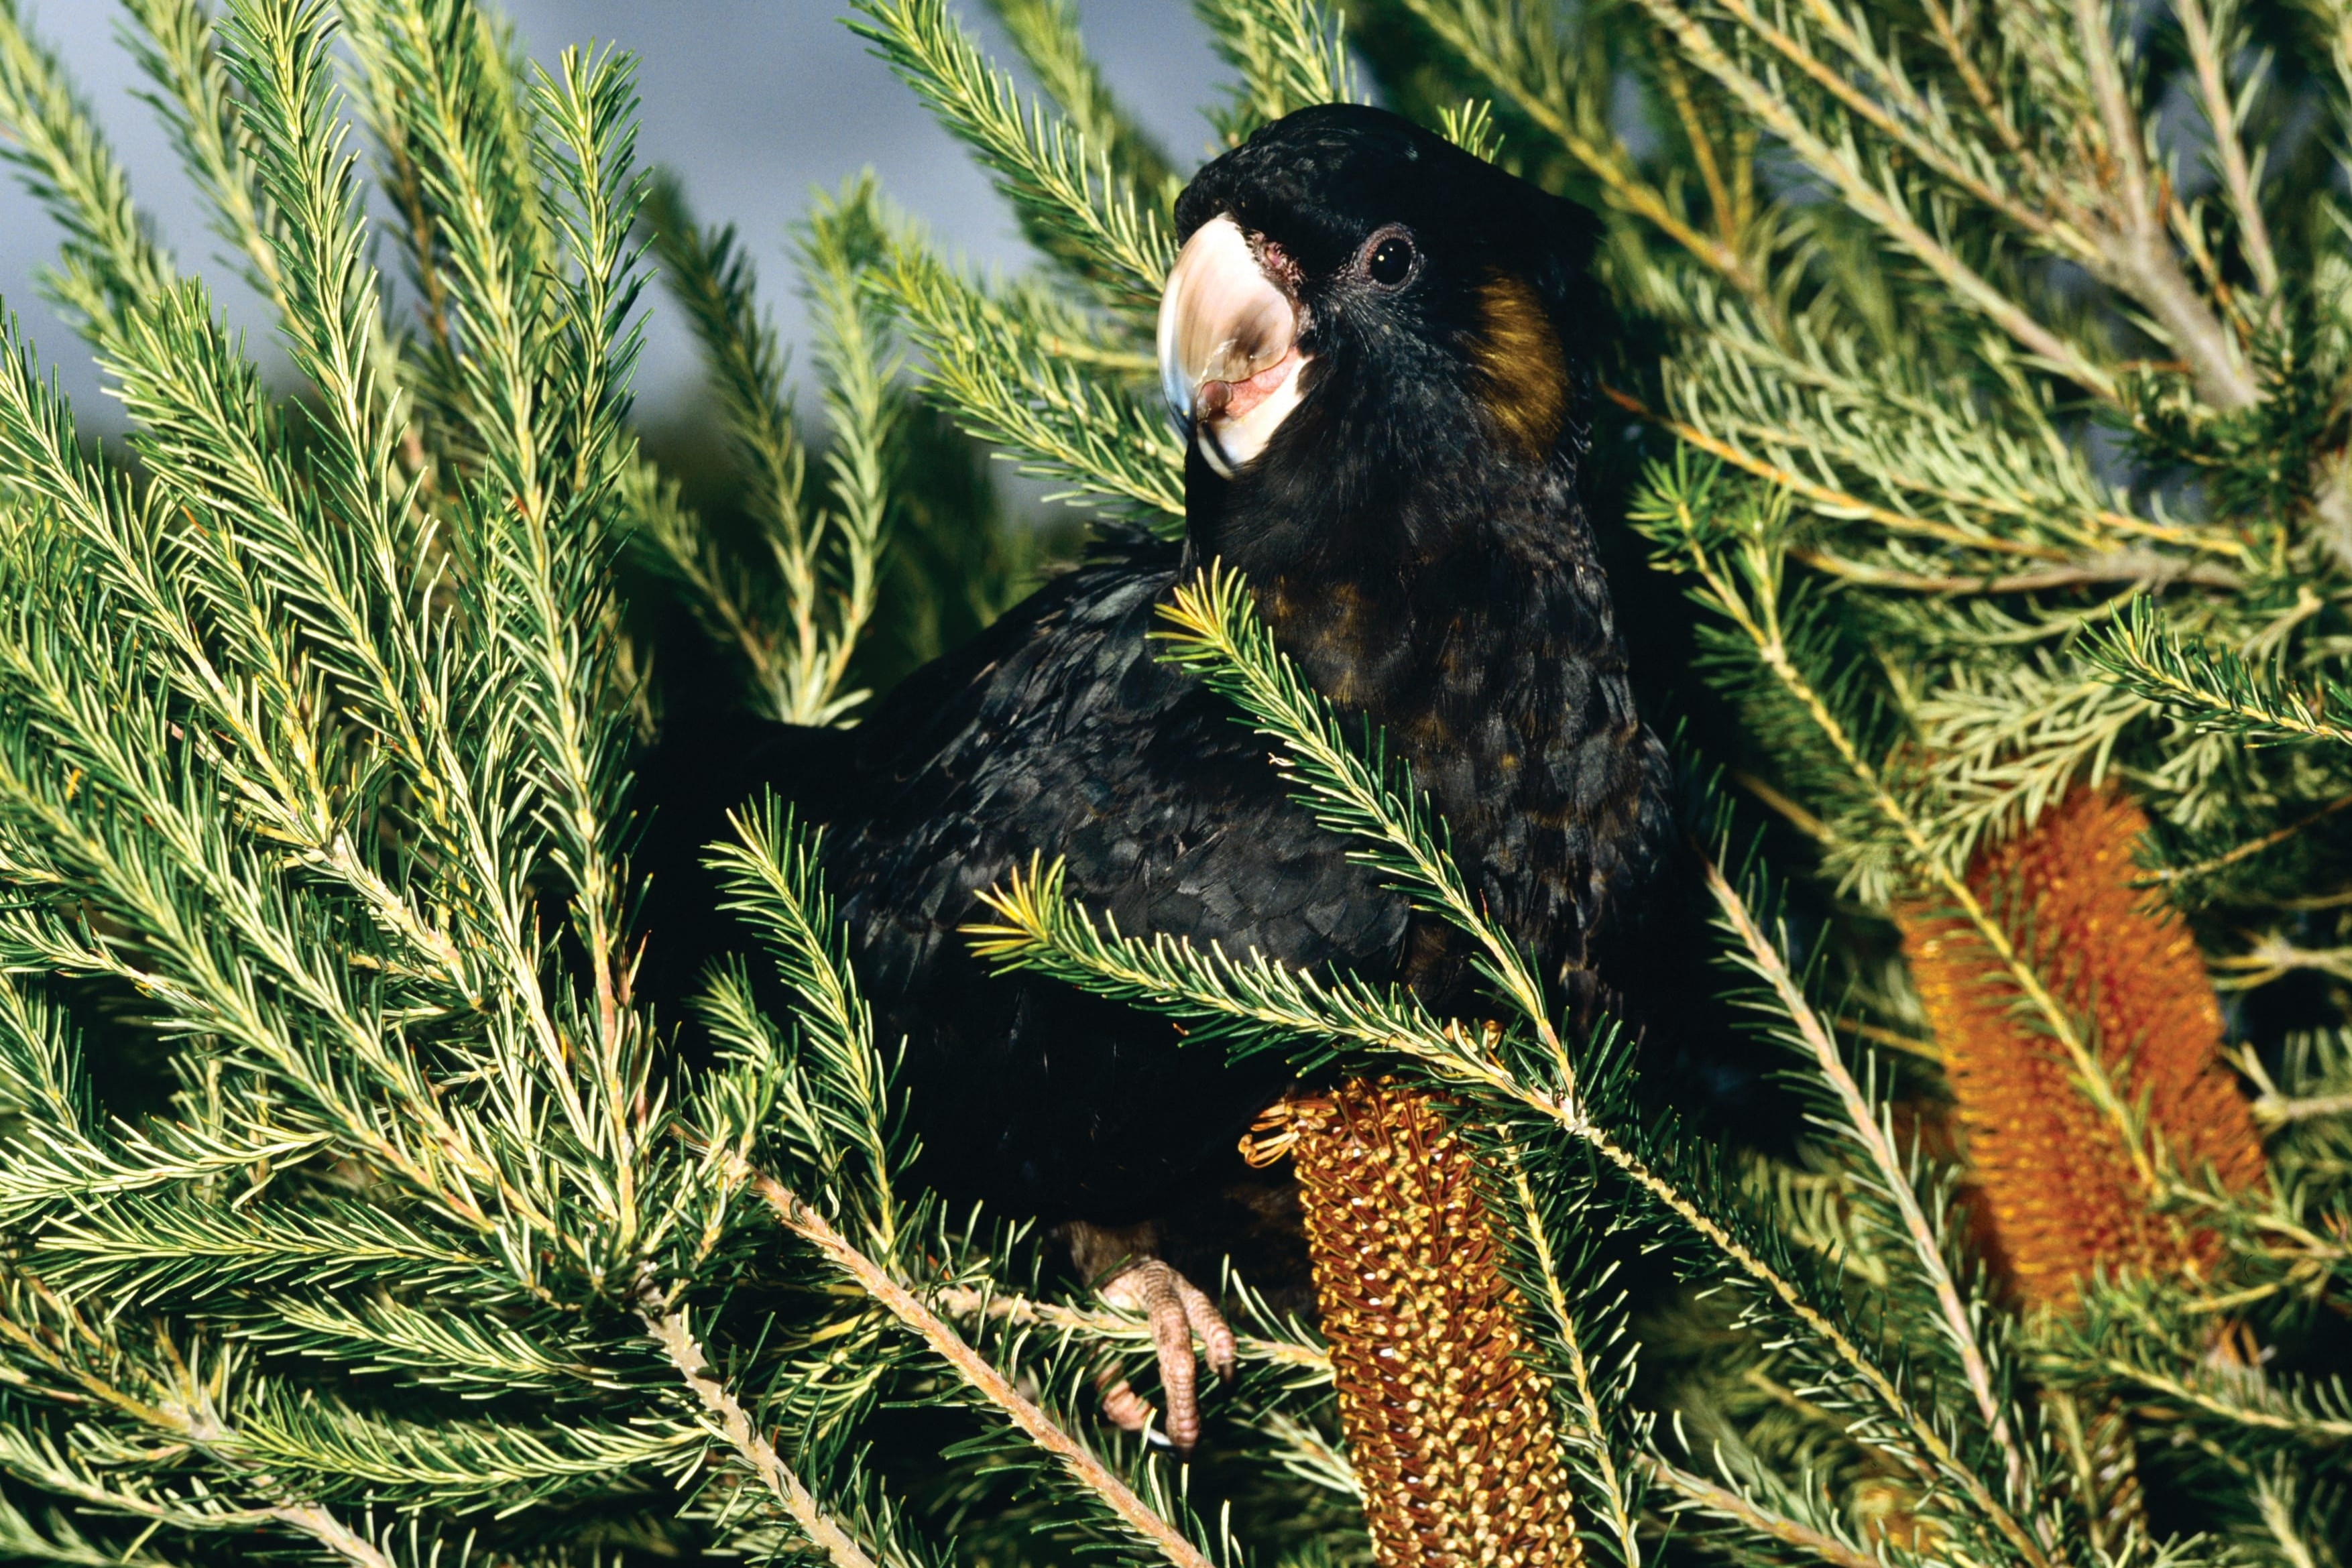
[1364,228,1416,288]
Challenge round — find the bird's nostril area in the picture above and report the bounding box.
[1253,239,1302,290]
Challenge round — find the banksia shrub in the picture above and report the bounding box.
[0,0,2341,1560]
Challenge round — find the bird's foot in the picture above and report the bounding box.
[1065,1222,1236,1455]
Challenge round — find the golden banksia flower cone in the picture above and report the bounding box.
[1252,1079,1582,1567]
[1896,788,2266,1309]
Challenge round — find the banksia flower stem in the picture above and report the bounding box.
[1269,1079,1582,1567]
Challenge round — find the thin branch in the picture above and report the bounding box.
[2091,607,2352,747]
[2089,1355,2352,1441]
[2068,0,2258,408]
[643,1305,880,1568]
[1733,770,1836,845]
[2214,937,2352,987]
[1916,0,2034,165]
[1654,51,1737,251]
[2146,793,2352,885]
[930,1286,1328,1374]
[2253,1472,2325,1568]
[0,1311,393,1568]
[2172,0,2278,296]
[1648,1457,1879,1568]
[1686,400,2250,560]
[1728,0,2069,247]
[1702,857,2025,1498]
[1832,1014,1948,1065]
[257,1508,395,1568]
[1791,548,2242,593]
[740,1166,1215,1568]
[1602,387,2075,561]
[1498,1140,1642,1564]
[2251,1091,2352,1129]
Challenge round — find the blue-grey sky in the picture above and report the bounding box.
[0,1,1228,425]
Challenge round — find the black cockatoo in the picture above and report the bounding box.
[639,104,1675,1451]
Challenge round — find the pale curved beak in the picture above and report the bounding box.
[1157,216,1306,479]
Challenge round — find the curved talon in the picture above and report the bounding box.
[1095,1368,1156,1435]
[1169,1267,1237,1384]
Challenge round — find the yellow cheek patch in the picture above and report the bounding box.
[1472,272,1568,459]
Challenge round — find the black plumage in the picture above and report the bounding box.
[642,102,1672,1258]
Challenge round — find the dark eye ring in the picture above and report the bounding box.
[1364,229,1415,288]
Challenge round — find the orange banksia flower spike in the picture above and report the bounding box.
[1897,788,2266,1309]
[1252,1079,1583,1568]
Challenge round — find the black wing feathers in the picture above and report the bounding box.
[823,538,1408,1218]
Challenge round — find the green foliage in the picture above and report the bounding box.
[0,0,2342,1564]
[851,0,1172,320]
[1193,0,1362,142]
[632,176,897,724]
